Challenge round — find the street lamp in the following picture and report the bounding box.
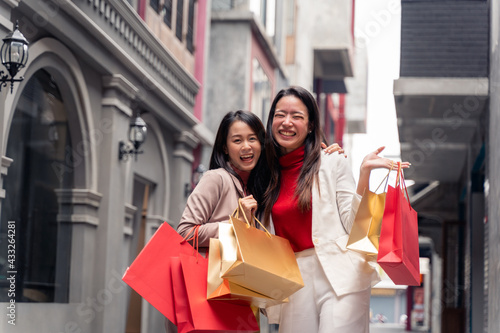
[119,114,148,161]
[0,21,29,93]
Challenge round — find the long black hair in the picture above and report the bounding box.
[263,86,326,226]
[209,110,269,216]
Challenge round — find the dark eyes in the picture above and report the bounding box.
[232,136,258,143]
[274,112,304,119]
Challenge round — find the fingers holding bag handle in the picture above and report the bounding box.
[374,160,395,193]
[392,162,412,206]
[395,161,402,187]
[237,195,258,226]
[236,198,272,238]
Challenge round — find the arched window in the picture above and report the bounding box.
[0,69,73,303]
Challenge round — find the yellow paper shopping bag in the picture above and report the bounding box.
[217,202,304,301]
[347,164,393,255]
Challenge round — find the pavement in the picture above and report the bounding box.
[370,323,422,332]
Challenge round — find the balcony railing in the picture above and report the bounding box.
[78,0,198,108]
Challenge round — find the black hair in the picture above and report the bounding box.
[263,86,326,226]
[209,110,269,216]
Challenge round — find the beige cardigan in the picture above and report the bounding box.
[177,167,245,248]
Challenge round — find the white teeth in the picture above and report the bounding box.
[280,131,295,136]
[241,155,253,159]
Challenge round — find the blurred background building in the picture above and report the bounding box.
[394,0,491,332]
[0,0,498,333]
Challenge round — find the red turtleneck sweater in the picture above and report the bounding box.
[271,146,313,252]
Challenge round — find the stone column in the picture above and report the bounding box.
[171,131,199,225]
[93,74,138,333]
[55,188,102,303]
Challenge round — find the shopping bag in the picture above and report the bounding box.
[377,163,420,286]
[347,165,392,255]
[219,202,304,301]
[207,237,287,308]
[122,222,197,324]
[172,253,259,333]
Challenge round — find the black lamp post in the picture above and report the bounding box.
[119,114,148,161]
[0,21,29,93]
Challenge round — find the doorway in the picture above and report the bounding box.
[125,179,151,333]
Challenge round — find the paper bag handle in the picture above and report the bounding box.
[235,199,272,238]
[394,162,412,208]
[400,167,412,207]
[181,225,200,258]
[374,160,394,193]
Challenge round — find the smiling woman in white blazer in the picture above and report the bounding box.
[311,151,380,297]
[256,86,410,333]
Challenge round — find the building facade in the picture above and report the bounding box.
[394,0,499,332]
[488,2,500,333]
[0,0,212,332]
[204,0,363,162]
[203,0,287,166]
[0,0,369,332]
[292,0,366,150]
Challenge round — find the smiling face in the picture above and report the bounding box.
[225,120,262,172]
[271,95,310,154]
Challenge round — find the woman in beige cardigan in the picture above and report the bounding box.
[177,110,268,248]
[177,110,342,249]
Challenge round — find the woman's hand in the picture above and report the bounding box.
[357,146,411,195]
[360,146,410,172]
[239,195,258,226]
[321,142,346,157]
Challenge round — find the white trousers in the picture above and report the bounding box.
[278,249,371,333]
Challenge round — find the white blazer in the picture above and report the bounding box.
[311,152,380,297]
[265,152,380,323]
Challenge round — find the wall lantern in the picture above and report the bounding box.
[184,164,207,198]
[0,21,29,93]
[119,114,147,161]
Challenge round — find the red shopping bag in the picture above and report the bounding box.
[377,163,420,286]
[171,254,259,333]
[122,222,196,324]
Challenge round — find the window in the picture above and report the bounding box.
[176,0,184,41]
[186,0,195,53]
[150,0,161,13]
[126,0,139,11]
[251,58,272,121]
[285,0,296,64]
[260,0,267,28]
[0,69,73,303]
[163,0,173,28]
[250,0,275,38]
[285,0,295,36]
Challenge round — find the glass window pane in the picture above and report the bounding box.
[164,0,173,28]
[176,0,184,41]
[150,0,160,13]
[251,58,271,121]
[0,69,73,303]
[186,0,195,53]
